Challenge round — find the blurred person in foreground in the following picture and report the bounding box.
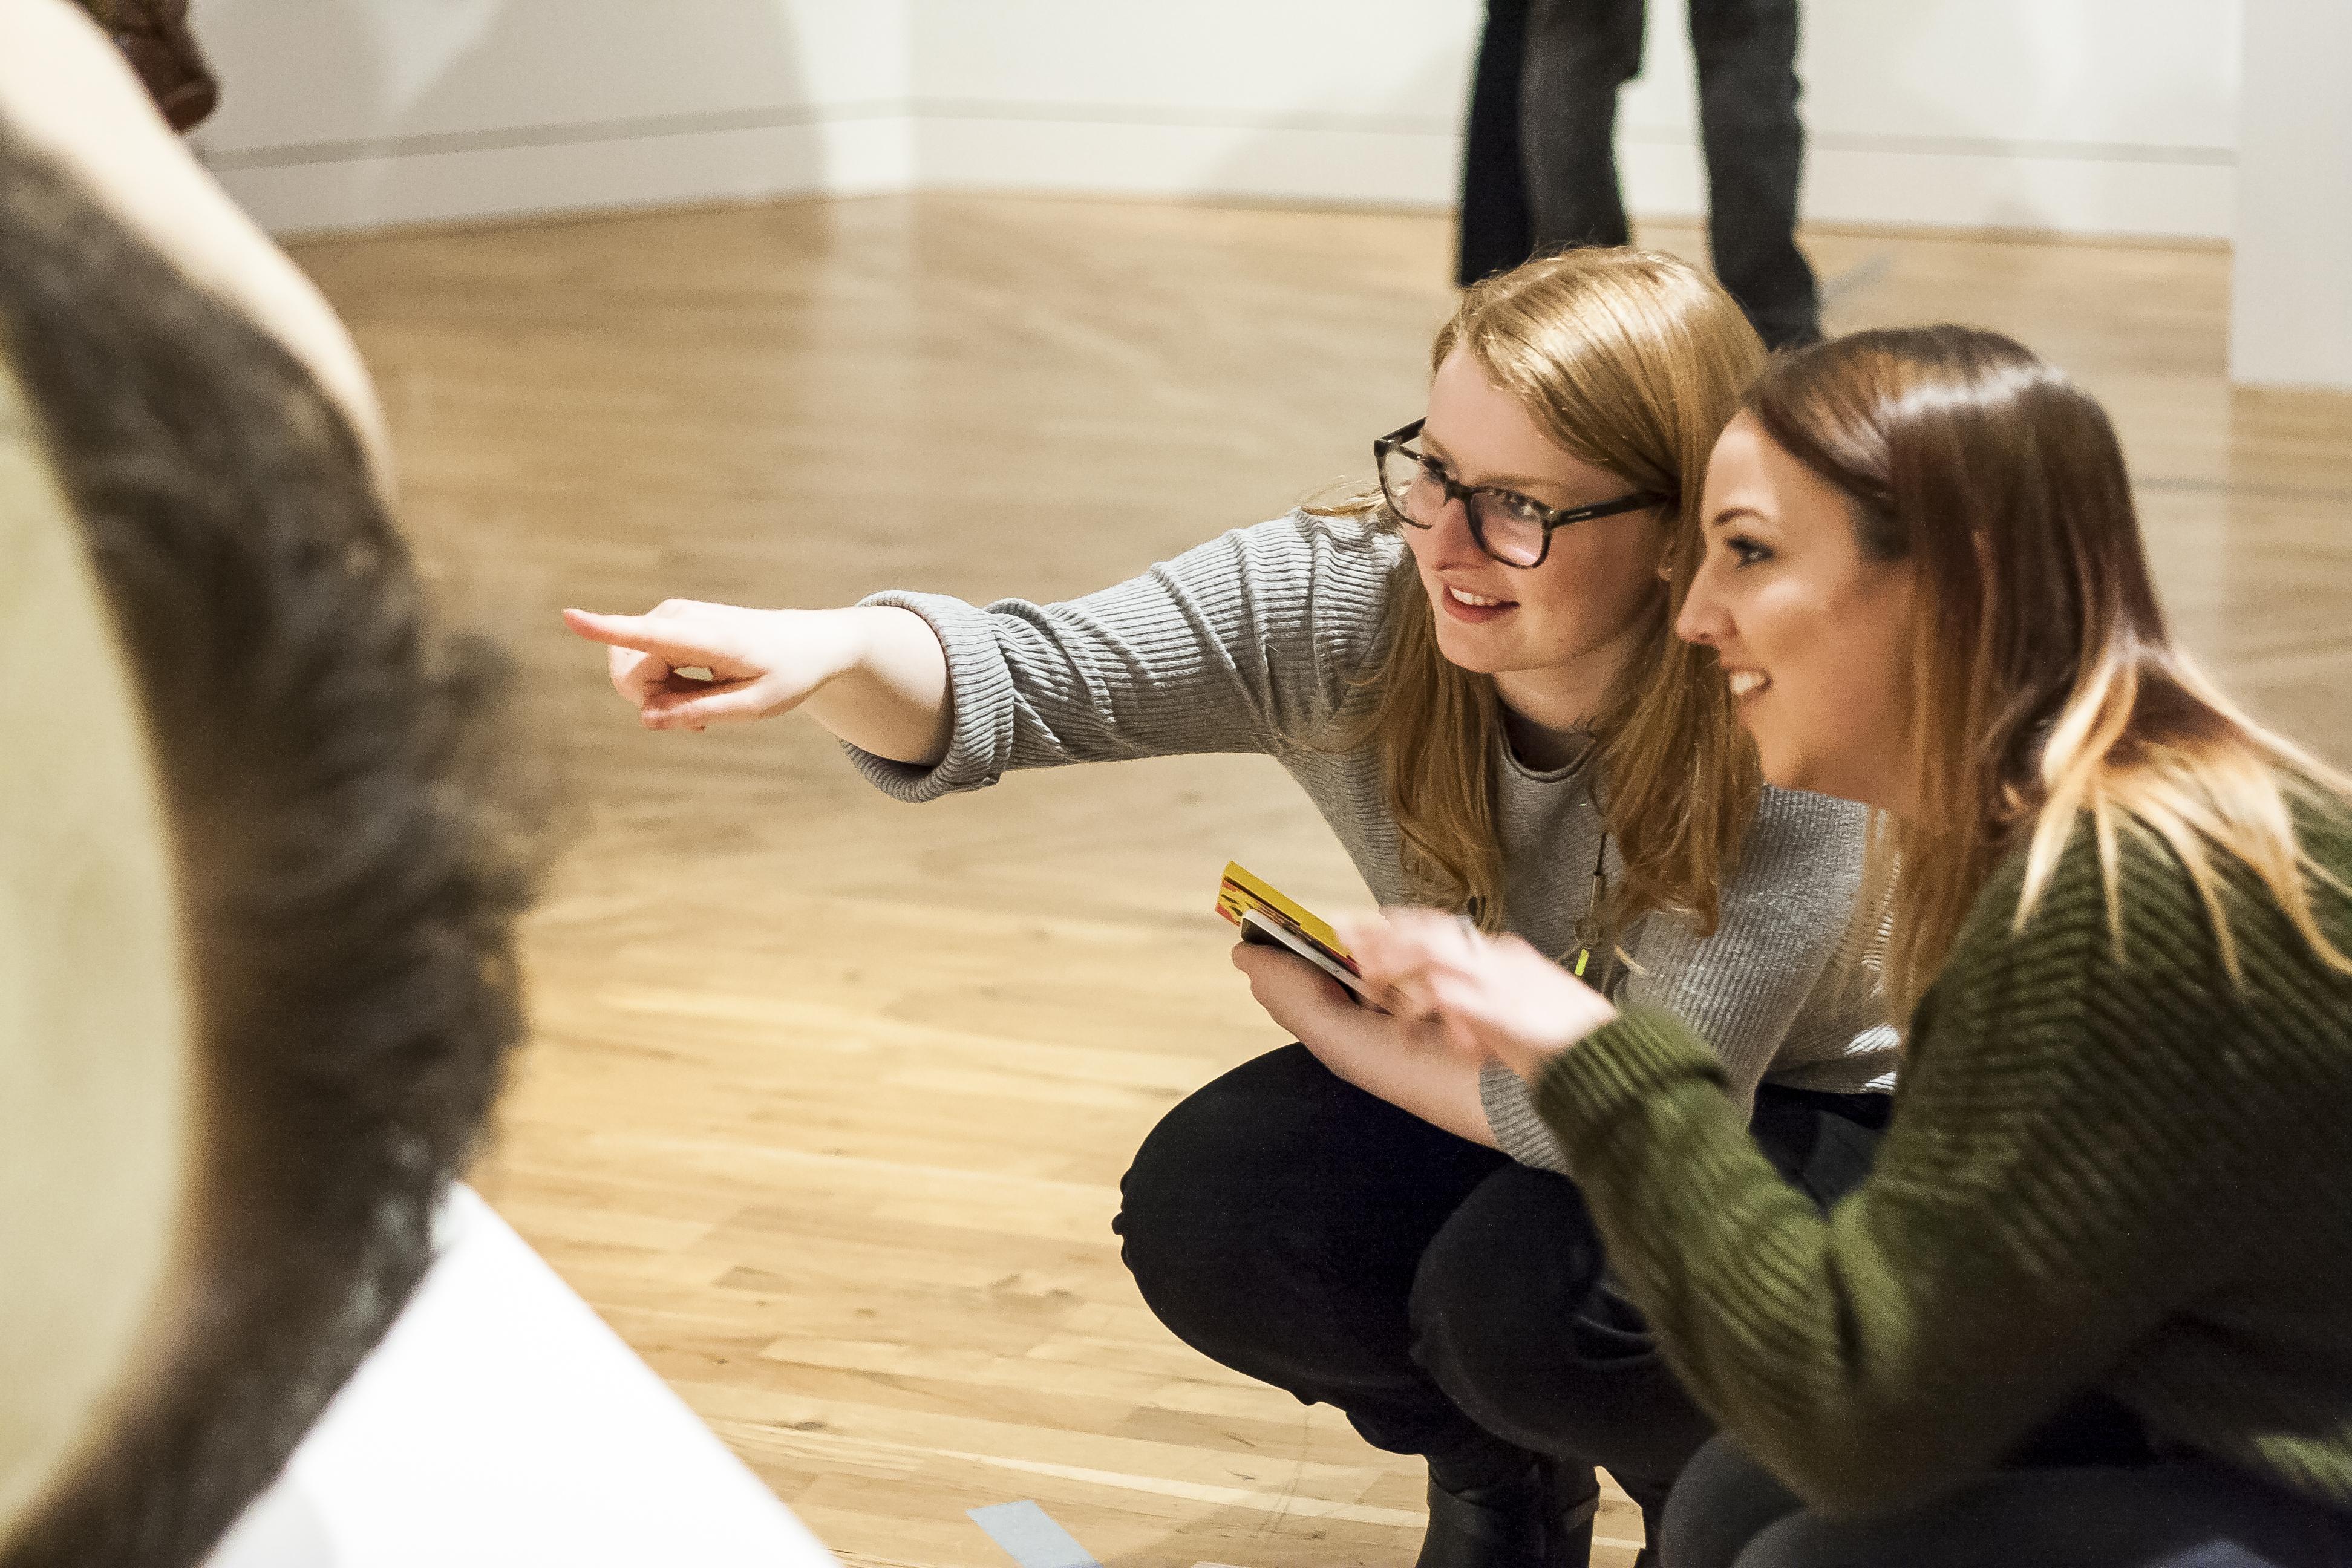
[0,2,535,1563]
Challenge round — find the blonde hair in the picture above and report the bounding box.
[1748,327,2352,1016]
[1321,248,1768,940]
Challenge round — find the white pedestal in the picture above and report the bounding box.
[207,1187,834,1568]
[2230,0,2352,390]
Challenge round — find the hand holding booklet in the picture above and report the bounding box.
[1215,861,1374,1002]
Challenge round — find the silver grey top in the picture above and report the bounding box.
[849,511,1898,1170]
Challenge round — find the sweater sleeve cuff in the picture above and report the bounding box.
[1531,1005,1731,1167]
[1480,1058,1571,1172]
[841,590,1018,802]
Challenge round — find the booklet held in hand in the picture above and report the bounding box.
[1215,861,1372,1000]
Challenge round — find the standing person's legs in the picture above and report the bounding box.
[1407,1086,1889,1562]
[1518,0,1648,261]
[1664,1437,2352,1568]
[1460,0,1537,287]
[1686,0,1820,348]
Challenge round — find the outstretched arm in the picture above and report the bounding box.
[562,599,952,765]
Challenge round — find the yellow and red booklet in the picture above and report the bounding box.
[1215,861,1371,1000]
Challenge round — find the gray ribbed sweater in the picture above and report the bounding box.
[848,511,1896,1167]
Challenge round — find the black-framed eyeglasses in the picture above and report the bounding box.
[1373,419,1664,569]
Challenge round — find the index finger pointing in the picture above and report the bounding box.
[561,608,729,667]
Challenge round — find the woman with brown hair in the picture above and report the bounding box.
[568,249,1895,1567]
[1348,325,2352,1566]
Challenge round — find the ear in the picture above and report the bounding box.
[1656,505,1691,587]
[0,359,194,1542]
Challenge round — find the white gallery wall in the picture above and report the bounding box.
[196,0,2241,241]
[193,0,913,233]
[908,0,2241,240]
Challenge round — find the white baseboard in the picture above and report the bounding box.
[910,113,1465,209]
[923,114,2233,241]
[207,113,913,237]
[211,107,2232,244]
[1619,135,2233,240]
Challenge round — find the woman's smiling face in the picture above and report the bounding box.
[1402,349,1672,714]
[1675,413,1919,814]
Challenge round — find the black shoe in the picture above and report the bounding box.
[1416,1466,1548,1568]
[1543,1463,1600,1568]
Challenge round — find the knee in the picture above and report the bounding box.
[1659,1436,1803,1568]
[1116,1088,1240,1305]
[1114,1044,1326,1325]
[1406,1167,1610,1426]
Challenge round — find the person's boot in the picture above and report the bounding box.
[1543,1462,1601,1568]
[1416,1462,1548,1568]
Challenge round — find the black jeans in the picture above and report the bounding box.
[1114,1043,1887,1519]
[1663,1434,2352,1568]
[1459,0,1822,350]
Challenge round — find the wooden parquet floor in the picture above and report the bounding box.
[286,195,2351,1568]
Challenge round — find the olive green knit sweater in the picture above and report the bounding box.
[1534,807,2352,1518]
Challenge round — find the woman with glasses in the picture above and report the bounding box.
[566,248,1895,1568]
[1342,328,2352,1568]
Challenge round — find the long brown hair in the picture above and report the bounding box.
[1325,248,1766,939]
[1748,325,2352,1014]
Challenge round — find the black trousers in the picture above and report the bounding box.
[1459,0,1822,350]
[1664,1434,2352,1568]
[1114,1043,1887,1518]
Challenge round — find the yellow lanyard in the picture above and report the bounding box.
[1569,831,1608,981]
